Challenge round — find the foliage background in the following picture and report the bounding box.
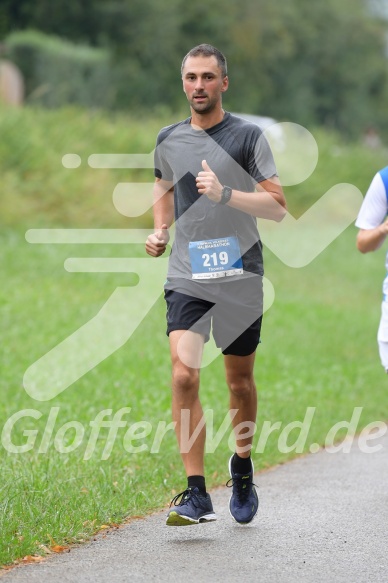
[1,0,388,137]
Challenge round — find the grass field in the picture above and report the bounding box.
[1,106,388,566]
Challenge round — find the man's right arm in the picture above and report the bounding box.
[145,178,174,257]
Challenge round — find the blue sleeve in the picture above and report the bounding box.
[379,166,388,204]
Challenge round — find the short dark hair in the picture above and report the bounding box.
[181,44,227,78]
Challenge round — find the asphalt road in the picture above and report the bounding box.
[3,432,388,583]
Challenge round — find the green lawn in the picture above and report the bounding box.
[1,226,387,566]
[1,106,388,566]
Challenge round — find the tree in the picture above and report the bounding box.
[1,0,388,136]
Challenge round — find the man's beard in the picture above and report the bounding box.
[189,95,217,114]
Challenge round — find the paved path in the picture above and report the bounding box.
[3,433,388,583]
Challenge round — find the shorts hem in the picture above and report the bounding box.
[221,346,259,357]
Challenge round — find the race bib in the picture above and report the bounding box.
[188,236,243,279]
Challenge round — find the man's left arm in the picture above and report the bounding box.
[196,160,287,221]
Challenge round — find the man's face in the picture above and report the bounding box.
[182,55,228,114]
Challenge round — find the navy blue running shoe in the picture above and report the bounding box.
[166,487,216,526]
[227,456,259,524]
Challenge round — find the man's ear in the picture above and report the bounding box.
[221,76,229,92]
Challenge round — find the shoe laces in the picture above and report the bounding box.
[169,487,201,508]
[226,475,257,502]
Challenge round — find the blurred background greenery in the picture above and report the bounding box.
[1,0,388,138]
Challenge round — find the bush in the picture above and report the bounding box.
[4,30,115,108]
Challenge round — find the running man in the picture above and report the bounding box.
[146,44,287,525]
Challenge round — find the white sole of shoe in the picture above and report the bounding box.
[166,511,217,526]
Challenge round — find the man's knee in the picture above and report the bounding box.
[172,363,200,392]
[227,373,255,398]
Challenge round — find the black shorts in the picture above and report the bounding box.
[164,277,263,356]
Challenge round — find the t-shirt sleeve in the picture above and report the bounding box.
[355,172,387,229]
[154,129,173,181]
[245,126,277,184]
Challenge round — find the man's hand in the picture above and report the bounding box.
[196,160,223,202]
[379,218,388,236]
[145,224,170,257]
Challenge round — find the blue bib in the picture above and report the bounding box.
[189,236,243,279]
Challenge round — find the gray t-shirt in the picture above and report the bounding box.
[154,112,277,280]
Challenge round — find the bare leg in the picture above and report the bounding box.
[224,352,257,457]
[169,330,206,476]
